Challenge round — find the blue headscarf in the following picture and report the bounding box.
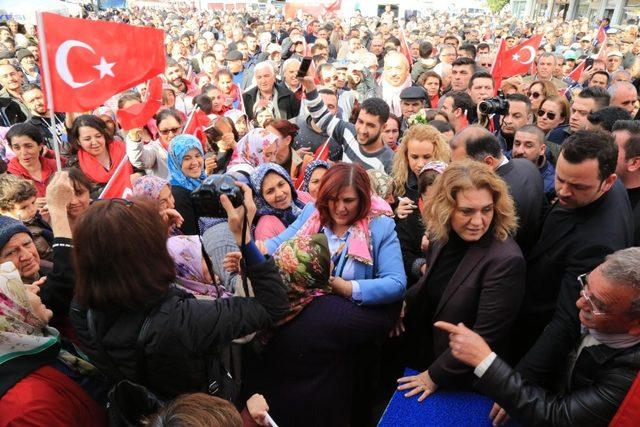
[167,134,207,191]
[250,163,305,227]
[301,160,330,192]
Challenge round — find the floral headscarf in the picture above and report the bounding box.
[228,128,279,169]
[93,106,116,121]
[0,262,57,365]
[367,169,394,199]
[250,163,305,227]
[301,160,330,193]
[166,235,231,299]
[273,234,331,324]
[167,134,207,191]
[132,175,170,200]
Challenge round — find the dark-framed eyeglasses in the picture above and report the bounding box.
[527,91,542,99]
[537,109,557,120]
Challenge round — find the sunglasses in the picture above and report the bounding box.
[537,109,557,120]
[578,273,605,316]
[527,91,542,99]
[159,126,183,136]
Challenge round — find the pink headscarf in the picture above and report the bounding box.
[228,128,280,168]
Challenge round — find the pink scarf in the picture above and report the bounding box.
[295,196,393,265]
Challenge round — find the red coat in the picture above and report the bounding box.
[0,365,107,427]
[7,156,61,197]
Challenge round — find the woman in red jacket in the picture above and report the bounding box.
[6,123,60,198]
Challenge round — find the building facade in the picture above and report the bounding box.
[511,0,640,26]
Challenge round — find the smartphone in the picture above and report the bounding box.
[584,57,594,70]
[297,57,312,78]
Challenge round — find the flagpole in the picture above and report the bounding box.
[98,155,130,199]
[36,12,63,172]
[182,106,200,134]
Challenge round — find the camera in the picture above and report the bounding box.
[478,96,509,115]
[191,174,244,218]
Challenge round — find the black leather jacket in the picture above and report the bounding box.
[475,342,640,427]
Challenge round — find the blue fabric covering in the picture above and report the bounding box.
[378,368,520,427]
[167,134,206,191]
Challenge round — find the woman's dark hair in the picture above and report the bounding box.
[387,113,401,130]
[64,167,93,193]
[204,117,239,150]
[69,115,113,155]
[418,169,441,195]
[6,122,44,146]
[263,118,298,140]
[146,393,242,427]
[73,197,175,311]
[155,108,184,126]
[192,94,213,114]
[561,130,618,181]
[215,69,233,81]
[316,162,371,227]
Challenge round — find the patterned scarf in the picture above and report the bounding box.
[250,163,305,227]
[301,160,330,193]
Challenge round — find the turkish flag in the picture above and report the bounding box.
[596,26,607,46]
[493,35,542,80]
[324,0,341,13]
[184,109,212,150]
[38,13,165,112]
[116,76,163,130]
[567,61,585,82]
[398,28,414,69]
[98,155,134,200]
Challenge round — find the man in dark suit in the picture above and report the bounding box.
[242,61,301,122]
[436,247,640,427]
[452,126,544,256]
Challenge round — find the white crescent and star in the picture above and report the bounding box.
[512,46,536,64]
[54,40,116,88]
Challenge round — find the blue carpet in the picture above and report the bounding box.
[378,368,519,427]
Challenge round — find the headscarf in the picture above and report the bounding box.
[250,163,305,227]
[132,175,170,200]
[367,169,394,199]
[166,235,230,299]
[224,109,248,125]
[295,196,393,265]
[93,106,116,121]
[301,160,330,193]
[78,140,133,185]
[419,160,448,176]
[228,128,279,169]
[273,234,331,324]
[0,261,58,364]
[167,134,207,191]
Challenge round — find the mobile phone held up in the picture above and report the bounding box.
[297,57,312,78]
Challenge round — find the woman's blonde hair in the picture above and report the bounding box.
[392,124,451,197]
[424,160,518,242]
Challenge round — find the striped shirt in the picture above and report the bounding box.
[305,89,394,174]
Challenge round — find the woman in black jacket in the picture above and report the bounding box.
[69,183,289,400]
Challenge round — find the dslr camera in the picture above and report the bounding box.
[191,174,244,218]
[478,95,509,116]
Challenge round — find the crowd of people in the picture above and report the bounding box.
[0,3,640,427]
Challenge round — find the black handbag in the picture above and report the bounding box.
[87,310,163,427]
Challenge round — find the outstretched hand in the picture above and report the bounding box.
[434,321,493,367]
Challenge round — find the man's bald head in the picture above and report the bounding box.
[449,125,495,161]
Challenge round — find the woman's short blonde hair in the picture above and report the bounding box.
[392,124,451,197]
[424,160,518,242]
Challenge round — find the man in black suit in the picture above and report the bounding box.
[452,126,544,256]
[436,247,640,427]
[612,120,640,245]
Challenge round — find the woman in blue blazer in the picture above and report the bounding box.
[265,163,406,305]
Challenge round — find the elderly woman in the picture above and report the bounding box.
[300,160,330,200]
[66,115,133,199]
[265,162,405,306]
[392,124,451,219]
[227,128,279,177]
[132,175,184,236]
[250,163,307,241]
[397,160,525,400]
[69,186,289,401]
[0,262,107,426]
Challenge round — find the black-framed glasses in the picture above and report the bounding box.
[578,273,605,316]
[159,126,183,136]
[537,109,557,120]
[527,91,542,99]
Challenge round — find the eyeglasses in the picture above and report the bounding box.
[527,91,542,99]
[159,126,183,136]
[578,273,605,316]
[537,109,557,120]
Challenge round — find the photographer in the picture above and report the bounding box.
[70,182,289,401]
[484,94,533,158]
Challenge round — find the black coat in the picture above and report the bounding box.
[172,185,198,235]
[242,81,301,122]
[405,232,525,388]
[513,181,634,383]
[496,158,545,256]
[70,257,289,400]
[395,209,425,286]
[476,342,640,427]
